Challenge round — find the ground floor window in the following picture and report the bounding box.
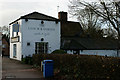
[13,44,17,58]
[35,42,48,54]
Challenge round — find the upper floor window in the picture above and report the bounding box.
[12,23,20,37]
[13,23,19,32]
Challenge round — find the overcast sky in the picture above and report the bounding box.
[0,0,73,26]
[0,0,114,27]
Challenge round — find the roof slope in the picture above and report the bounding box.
[61,21,83,37]
[10,12,58,25]
[61,37,118,50]
[21,12,58,20]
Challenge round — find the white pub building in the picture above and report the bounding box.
[10,11,120,61]
[9,12,60,60]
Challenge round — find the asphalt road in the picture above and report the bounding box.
[2,57,43,80]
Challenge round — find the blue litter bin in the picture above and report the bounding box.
[43,60,53,78]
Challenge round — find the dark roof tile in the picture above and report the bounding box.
[61,21,83,37]
[61,37,118,50]
[20,12,58,20]
[9,12,59,25]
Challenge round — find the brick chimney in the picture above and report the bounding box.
[58,12,67,21]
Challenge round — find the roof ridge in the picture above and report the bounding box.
[20,11,57,19]
[9,11,59,25]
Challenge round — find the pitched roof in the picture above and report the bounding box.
[61,21,83,37]
[9,12,59,25]
[61,37,119,50]
[20,12,58,20]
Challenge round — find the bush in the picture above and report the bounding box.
[22,56,33,65]
[32,54,120,79]
[51,49,66,54]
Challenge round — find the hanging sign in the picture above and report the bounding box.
[13,24,19,32]
[11,36,19,43]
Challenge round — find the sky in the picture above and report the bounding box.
[0,0,118,27]
[0,0,75,27]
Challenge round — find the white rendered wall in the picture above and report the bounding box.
[67,50,118,57]
[21,19,60,57]
[81,50,118,57]
[10,20,22,61]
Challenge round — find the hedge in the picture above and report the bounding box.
[32,54,120,79]
[51,49,66,54]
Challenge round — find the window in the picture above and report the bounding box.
[27,42,30,46]
[41,38,44,41]
[55,20,58,24]
[12,23,19,37]
[25,19,28,22]
[12,31,14,37]
[16,32,18,36]
[41,21,44,24]
[35,42,48,54]
[13,44,17,58]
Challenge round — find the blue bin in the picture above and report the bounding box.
[43,60,53,78]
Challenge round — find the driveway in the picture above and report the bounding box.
[2,57,43,80]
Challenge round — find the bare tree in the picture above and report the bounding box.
[69,0,120,56]
[69,0,120,36]
[69,1,104,38]
[102,27,118,39]
[69,1,101,29]
[0,26,9,36]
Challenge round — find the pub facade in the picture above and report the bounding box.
[9,12,60,60]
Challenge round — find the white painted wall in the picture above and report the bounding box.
[10,19,60,60]
[21,19,60,57]
[81,50,118,57]
[67,50,119,57]
[10,20,22,60]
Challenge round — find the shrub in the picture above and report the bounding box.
[22,56,33,65]
[51,49,66,54]
[32,54,120,79]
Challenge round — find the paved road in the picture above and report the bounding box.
[2,57,43,80]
